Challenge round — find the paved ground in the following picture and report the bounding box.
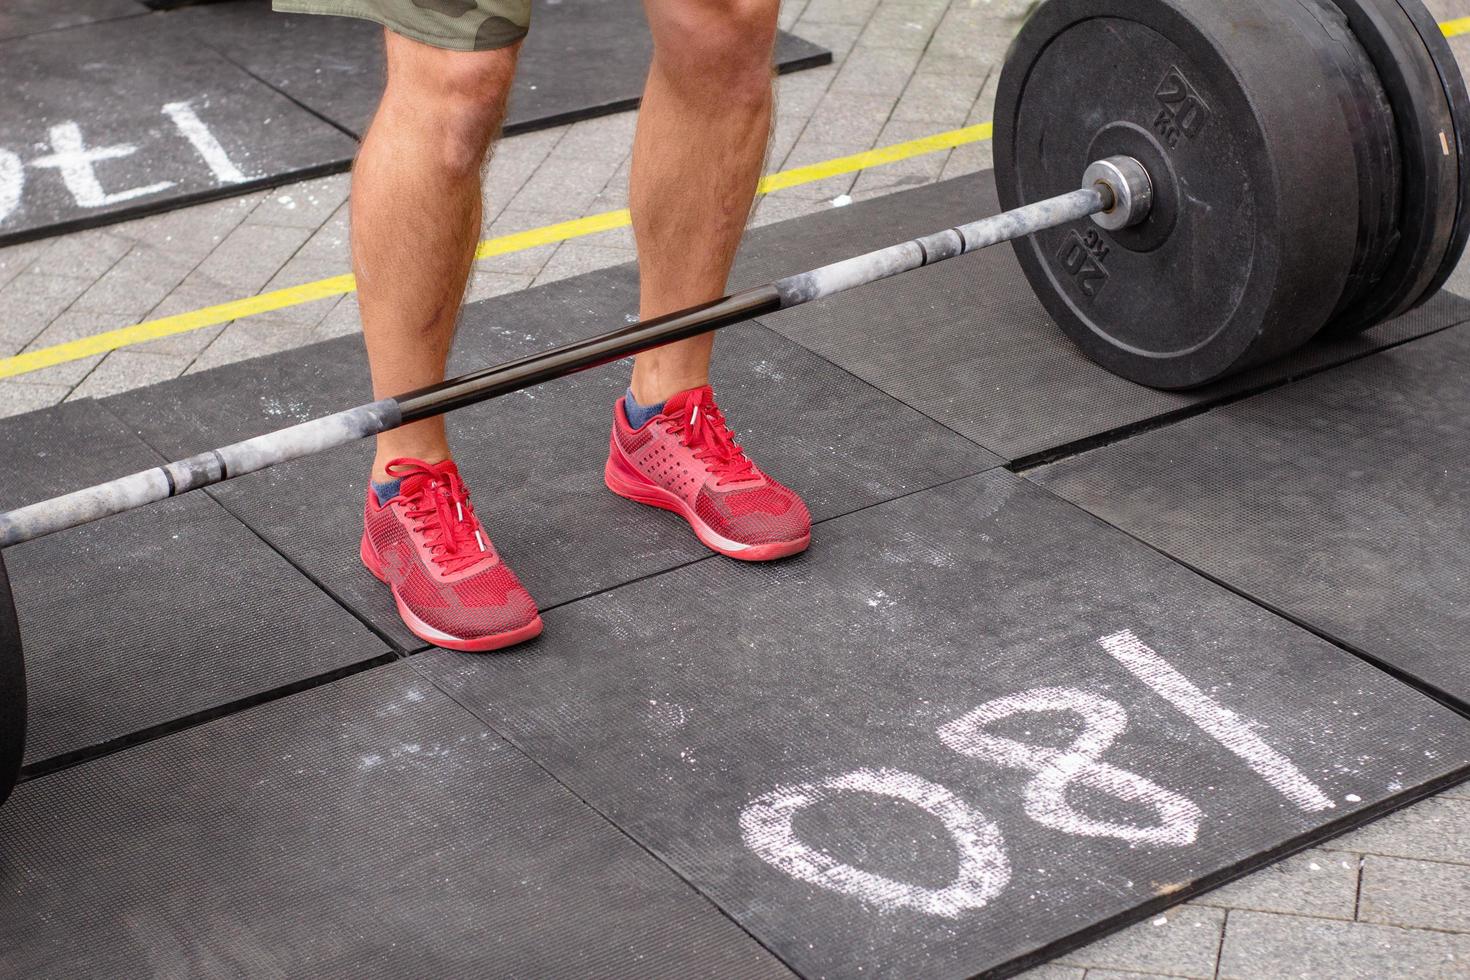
[3,1,1470,976]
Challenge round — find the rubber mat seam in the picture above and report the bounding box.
[984,764,1470,978]
[103,402,421,654]
[410,657,800,977]
[749,316,1002,459]
[1027,479,1470,720]
[533,465,999,618]
[1005,310,1470,474]
[0,161,352,251]
[18,650,399,783]
[204,47,361,140]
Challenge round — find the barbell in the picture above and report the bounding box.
[1,0,1466,806]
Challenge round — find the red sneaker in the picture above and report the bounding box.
[360,458,542,652]
[604,386,811,561]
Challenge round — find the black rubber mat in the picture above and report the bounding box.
[0,399,386,767]
[107,264,996,652]
[416,471,1470,978]
[746,173,1470,463]
[0,0,143,41]
[0,662,791,978]
[0,13,358,247]
[1033,322,1470,711]
[185,0,832,138]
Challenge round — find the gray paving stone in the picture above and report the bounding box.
[310,294,361,341]
[13,353,104,389]
[259,258,352,313]
[799,0,882,26]
[1190,849,1360,921]
[1360,855,1470,934]
[891,69,990,126]
[779,0,810,32]
[786,18,865,63]
[0,380,69,419]
[284,208,350,271]
[67,349,194,400]
[969,61,1003,124]
[850,119,953,196]
[829,44,923,97]
[770,114,816,168]
[18,311,138,385]
[477,209,569,277]
[858,0,950,50]
[128,284,236,357]
[1084,971,1195,979]
[186,314,320,374]
[110,192,265,262]
[1218,910,1470,979]
[588,156,634,212]
[800,91,896,146]
[486,126,569,209]
[1056,906,1226,979]
[1325,797,1470,866]
[31,228,134,282]
[1443,781,1470,802]
[0,274,92,353]
[1013,966,1085,979]
[0,239,47,291]
[193,223,313,295]
[507,118,633,215]
[508,169,623,223]
[247,173,352,230]
[773,138,868,201]
[941,136,995,181]
[463,270,535,304]
[68,245,202,319]
[533,242,637,286]
[751,193,835,227]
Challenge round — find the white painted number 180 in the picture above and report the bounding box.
[740,630,1335,918]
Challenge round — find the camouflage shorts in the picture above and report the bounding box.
[272,0,532,52]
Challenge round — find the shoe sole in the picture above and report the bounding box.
[603,439,811,562]
[359,534,543,653]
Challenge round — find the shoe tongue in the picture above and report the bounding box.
[396,459,460,497]
[663,385,715,417]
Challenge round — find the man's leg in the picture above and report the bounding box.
[352,31,520,481]
[627,0,780,404]
[605,0,810,562]
[353,30,543,653]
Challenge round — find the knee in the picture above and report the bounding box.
[430,90,505,178]
[383,47,517,177]
[651,0,780,99]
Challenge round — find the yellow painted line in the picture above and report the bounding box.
[474,208,633,261]
[1444,17,1470,38]
[0,275,359,379]
[759,122,993,193]
[0,120,997,380]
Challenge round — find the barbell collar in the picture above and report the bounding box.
[1084,156,1153,232]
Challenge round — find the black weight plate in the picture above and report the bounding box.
[1391,0,1470,307]
[996,0,1360,389]
[1294,0,1403,327]
[1320,0,1462,335]
[0,550,23,809]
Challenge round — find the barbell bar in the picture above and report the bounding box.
[0,164,1142,551]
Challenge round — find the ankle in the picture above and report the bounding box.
[630,377,708,406]
[371,448,451,484]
